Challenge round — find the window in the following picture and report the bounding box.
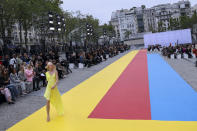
[185,4,190,8]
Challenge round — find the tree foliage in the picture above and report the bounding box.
[0,0,115,46]
[168,18,180,30]
[156,12,197,33]
[158,21,164,32]
[124,30,132,40]
[0,0,63,46]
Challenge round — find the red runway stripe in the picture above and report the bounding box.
[89,50,151,120]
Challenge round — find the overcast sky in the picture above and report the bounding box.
[62,0,197,24]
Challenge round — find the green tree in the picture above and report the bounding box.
[158,21,165,32]
[1,0,114,48]
[100,23,115,37]
[64,11,100,44]
[149,25,156,33]
[180,15,192,29]
[168,18,180,30]
[190,11,197,26]
[141,5,146,9]
[2,0,63,48]
[124,30,132,40]
[0,0,16,41]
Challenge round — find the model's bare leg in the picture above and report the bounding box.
[46,100,50,122]
[7,96,12,102]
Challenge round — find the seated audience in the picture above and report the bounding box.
[149,44,197,59]
[0,43,130,105]
[0,87,15,104]
[0,68,18,101]
[18,65,28,93]
[10,68,26,95]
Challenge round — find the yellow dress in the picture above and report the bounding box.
[44,71,64,115]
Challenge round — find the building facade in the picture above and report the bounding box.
[152,0,191,31]
[10,22,61,50]
[193,24,197,43]
[111,9,137,41]
[12,23,40,46]
[111,0,193,41]
[110,7,148,41]
[192,4,197,13]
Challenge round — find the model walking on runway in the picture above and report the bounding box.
[44,62,64,122]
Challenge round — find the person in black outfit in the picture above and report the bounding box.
[0,69,18,101]
[33,63,41,91]
[3,55,9,68]
[22,53,30,63]
[38,61,46,87]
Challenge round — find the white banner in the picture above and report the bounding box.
[144,29,192,47]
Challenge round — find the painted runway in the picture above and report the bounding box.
[148,54,197,121]
[89,50,151,120]
[7,50,197,131]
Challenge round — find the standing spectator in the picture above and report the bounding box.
[38,62,47,87]
[25,65,34,93]
[9,54,17,68]
[16,54,23,71]
[193,47,197,57]
[33,63,41,91]
[31,54,37,65]
[22,53,30,64]
[2,55,9,68]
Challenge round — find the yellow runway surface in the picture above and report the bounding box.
[7,50,197,131]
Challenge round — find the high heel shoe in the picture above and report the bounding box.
[8,101,15,104]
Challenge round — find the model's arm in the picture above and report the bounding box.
[51,71,59,89]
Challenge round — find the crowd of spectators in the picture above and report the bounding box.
[65,44,130,68]
[148,44,197,59]
[0,43,130,105]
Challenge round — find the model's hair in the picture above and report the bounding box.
[46,62,56,71]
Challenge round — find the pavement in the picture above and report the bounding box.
[1,49,197,131]
[164,56,197,91]
[149,51,197,91]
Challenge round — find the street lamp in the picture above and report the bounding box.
[89,25,93,36]
[0,5,2,19]
[49,12,66,52]
[38,12,66,53]
[39,14,48,53]
[103,29,107,44]
[60,16,66,53]
[0,5,5,57]
[0,5,4,37]
[86,23,93,38]
[49,27,55,31]
[48,12,56,46]
[86,23,94,46]
[48,12,55,31]
[0,5,3,19]
[56,14,62,32]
